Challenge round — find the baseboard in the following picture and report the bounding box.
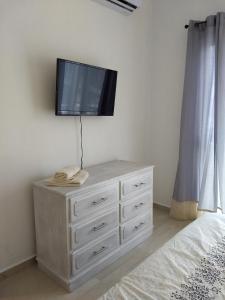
[153,201,170,210]
[0,255,36,275]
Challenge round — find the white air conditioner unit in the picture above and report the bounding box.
[92,0,143,15]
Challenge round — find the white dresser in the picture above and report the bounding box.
[33,160,154,291]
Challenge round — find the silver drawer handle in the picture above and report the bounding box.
[133,182,146,188]
[92,197,107,206]
[134,202,144,209]
[93,246,107,256]
[92,222,106,231]
[134,222,145,231]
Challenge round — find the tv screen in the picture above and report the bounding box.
[55,58,117,116]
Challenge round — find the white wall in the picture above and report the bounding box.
[146,0,225,207]
[0,0,152,271]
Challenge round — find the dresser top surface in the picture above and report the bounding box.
[33,160,153,196]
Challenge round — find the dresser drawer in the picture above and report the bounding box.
[121,171,153,198]
[120,214,152,243]
[70,185,118,222]
[72,231,119,272]
[120,192,152,223]
[71,210,118,250]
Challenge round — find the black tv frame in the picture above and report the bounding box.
[55,58,117,116]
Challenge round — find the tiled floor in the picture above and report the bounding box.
[0,207,190,300]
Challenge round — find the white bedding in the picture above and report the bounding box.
[98,214,225,300]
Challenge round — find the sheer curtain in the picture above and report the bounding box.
[171,13,225,220]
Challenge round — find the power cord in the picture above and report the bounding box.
[79,115,84,170]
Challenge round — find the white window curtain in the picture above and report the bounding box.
[171,13,225,220]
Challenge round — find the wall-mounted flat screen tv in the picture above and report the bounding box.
[55,58,117,116]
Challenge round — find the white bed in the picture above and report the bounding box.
[98,214,225,300]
